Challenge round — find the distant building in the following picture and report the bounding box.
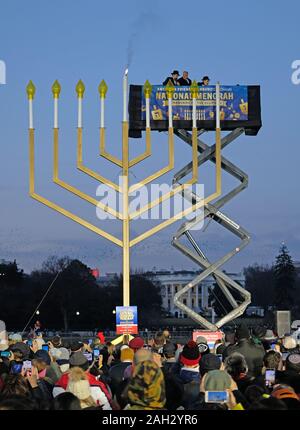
[145,269,246,319]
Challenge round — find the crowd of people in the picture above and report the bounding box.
[163,70,210,87]
[1,324,300,410]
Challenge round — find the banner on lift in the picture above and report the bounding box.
[141,85,248,122]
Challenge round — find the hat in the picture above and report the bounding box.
[180,340,200,366]
[196,336,208,345]
[200,353,221,374]
[252,326,267,339]
[283,336,297,350]
[50,348,61,359]
[129,337,144,351]
[120,348,134,362]
[34,350,51,365]
[70,341,84,352]
[97,332,105,344]
[10,342,31,360]
[69,352,88,368]
[58,347,70,361]
[67,367,91,400]
[272,387,299,401]
[163,342,176,356]
[204,370,232,391]
[171,70,179,76]
[9,333,22,342]
[236,324,250,340]
[56,348,70,366]
[264,330,277,341]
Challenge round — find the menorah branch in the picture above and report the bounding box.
[129,127,152,167]
[29,129,122,247]
[77,128,122,193]
[100,127,123,167]
[53,128,123,220]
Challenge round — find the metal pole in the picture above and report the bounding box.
[122,121,130,306]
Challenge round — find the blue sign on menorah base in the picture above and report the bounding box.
[116,306,138,335]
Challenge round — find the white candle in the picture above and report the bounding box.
[100,96,105,128]
[192,97,197,128]
[29,99,33,129]
[78,97,82,128]
[168,97,173,128]
[216,82,220,128]
[54,98,58,128]
[146,97,150,128]
[123,69,128,122]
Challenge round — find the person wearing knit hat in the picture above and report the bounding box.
[202,370,232,391]
[200,353,222,376]
[127,360,166,410]
[179,341,201,385]
[129,337,144,352]
[69,352,89,371]
[66,367,96,409]
[56,347,70,373]
[108,348,134,396]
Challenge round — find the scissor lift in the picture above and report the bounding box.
[171,127,251,330]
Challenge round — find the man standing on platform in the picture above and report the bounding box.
[178,71,192,86]
[198,75,210,86]
[163,70,180,86]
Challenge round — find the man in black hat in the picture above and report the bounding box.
[178,71,192,86]
[198,76,210,86]
[163,70,180,86]
[223,324,265,378]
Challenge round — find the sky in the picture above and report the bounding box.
[0,0,300,275]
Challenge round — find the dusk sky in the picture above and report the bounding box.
[1,0,300,275]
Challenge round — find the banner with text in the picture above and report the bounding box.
[141,85,248,122]
[116,306,138,335]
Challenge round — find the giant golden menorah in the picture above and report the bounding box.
[26,76,222,328]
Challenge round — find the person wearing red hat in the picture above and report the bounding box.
[128,336,144,352]
[178,340,201,409]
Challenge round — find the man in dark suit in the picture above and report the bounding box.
[163,70,180,86]
[178,71,192,86]
[198,76,210,86]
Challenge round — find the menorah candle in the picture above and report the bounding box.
[146,97,150,128]
[54,98,58,128]
[98,80,108,128]
[29,99,33,129]
[52,80,61,129]
[78,98,82,128]
[192,97,197,128]
[168,97,173,128]
[76,80,85,128]
[26,81,36,129]
[123,69,128,122]
[216,82,220,128]
[101,96,105,128]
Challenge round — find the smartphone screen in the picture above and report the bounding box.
[281,352,289,361]
[88,339,93,345]
[93,349,100,358]
[42,344,49,351]
[0,351,10,358]
[205,391,228,403]
[265,369,276,387]
[83,352,93,362]
[11,363,23,374]
[27,340,32,346]
[23,360,32,370]
[217,354,223,363]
